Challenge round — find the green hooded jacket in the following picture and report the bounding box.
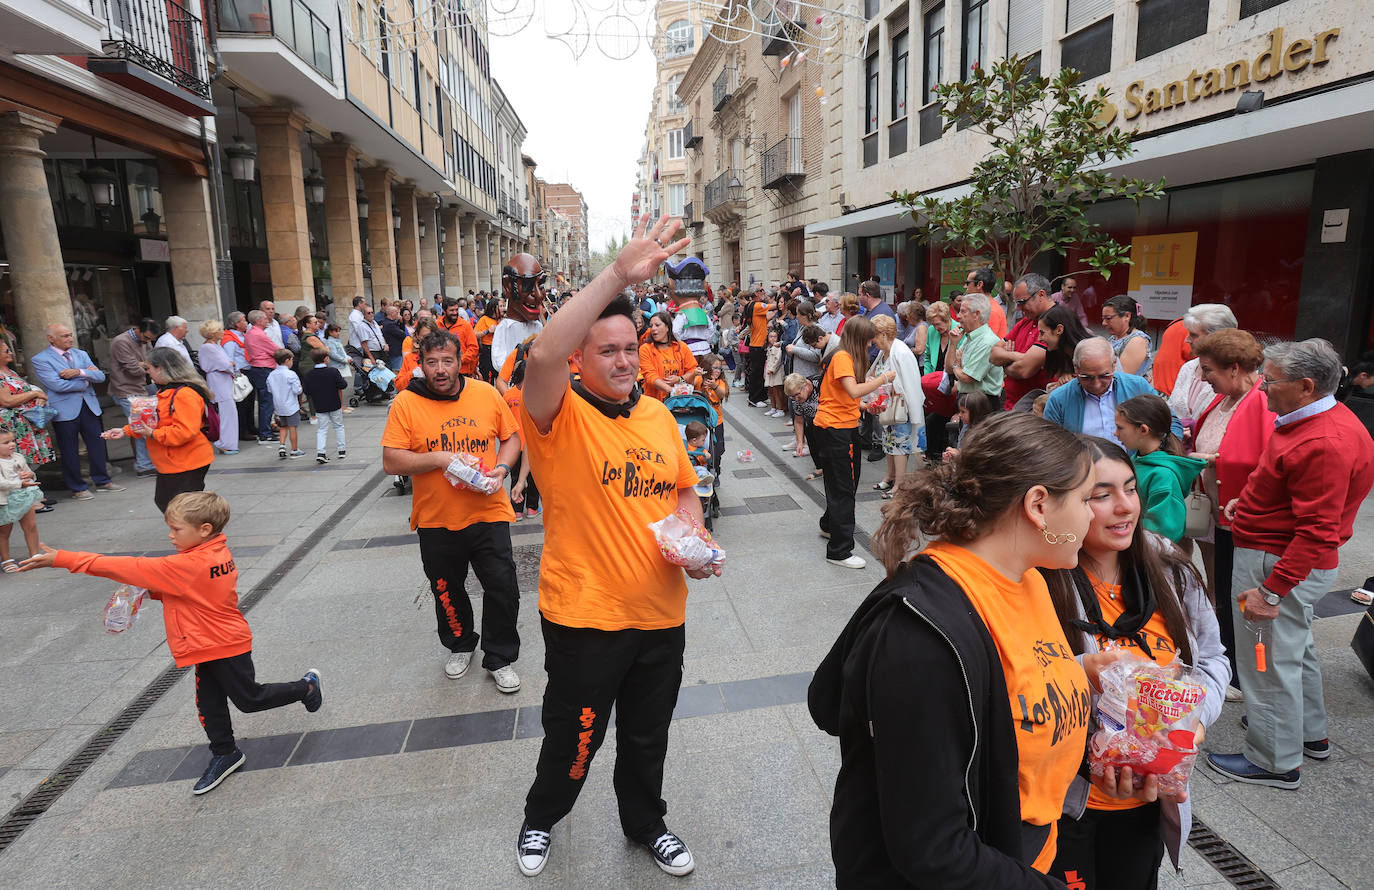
[1133,450,1207,542]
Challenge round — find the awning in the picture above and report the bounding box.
[806,182,971,238]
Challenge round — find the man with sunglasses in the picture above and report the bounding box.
[494,253,547,376]
[990,272,1056,410]
[963,267,1008,338]
[1043,337,1181,446]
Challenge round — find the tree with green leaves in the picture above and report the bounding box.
[893,56,1165,287]
[590,233,630,276]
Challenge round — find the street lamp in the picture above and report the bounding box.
[224,86,258,183]
[78,135,120,213]
[392,207,401,232]
[356,190,370,220]
[418,218,427,239]
[140,208,162,236]
[303,133,326,206]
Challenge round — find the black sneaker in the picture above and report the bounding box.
[278,447,287,460]
[337,450,346,459]
[316,454,329,464]
[192,749,245,795]
[1240,715,1329,760]
[302,669,323,712]
[517,821,552,876]
[643,830,694,876]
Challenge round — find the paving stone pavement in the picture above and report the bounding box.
[0,393,1371,888]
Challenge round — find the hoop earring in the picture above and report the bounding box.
[1042,527,1078,545]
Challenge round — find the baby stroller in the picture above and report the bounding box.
[346,352,396,407]
[665,390,720,529]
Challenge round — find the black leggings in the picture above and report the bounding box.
[812,424,860,560]
[1049,802,1163,890]
[155,465,209,513]
[196,652,309,755]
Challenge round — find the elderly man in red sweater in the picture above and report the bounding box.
[1207,339,1374,790]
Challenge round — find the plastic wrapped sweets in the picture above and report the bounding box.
[444,453,501,495]
[648,509,726,572]
[1089,658,1208,797]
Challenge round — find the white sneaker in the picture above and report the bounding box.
[645,830,695,876]
[444,651,473,679]
[517,822,551,876]
[490,664,521,694]
[827,555,867,569]
[1225,685,1244,703]
[750,401,769,408]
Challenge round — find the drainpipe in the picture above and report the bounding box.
[201,0,236,315]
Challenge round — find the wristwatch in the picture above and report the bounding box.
[1260,586,1282,606]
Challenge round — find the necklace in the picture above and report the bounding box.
[1087,562,1122,599]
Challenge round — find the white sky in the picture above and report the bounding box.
[489,6,657,254]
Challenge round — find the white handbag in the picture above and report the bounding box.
[1183,484,1212,538]
[231,373,254,403]
[879,391,909,425]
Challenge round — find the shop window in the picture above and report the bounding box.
[1136,0,1208,61]
[1060,16,1112,80]
[1062,169,1313,341]
[1240,0,1287,17]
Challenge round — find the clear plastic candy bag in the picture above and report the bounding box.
[128,395,159,434]
[443,453,501,495]
[102,585,149,634]
[864,384,892,413]
[1089,658,1207,797]
[648,508,726,572]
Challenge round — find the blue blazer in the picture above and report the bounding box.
[1044,371,1183,439]
[31,346,106,421]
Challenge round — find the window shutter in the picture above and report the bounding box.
[1007,0,1043,58]
[1065,0,1112,33]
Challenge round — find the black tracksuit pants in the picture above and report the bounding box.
[196,651,309,756]
[746,346,767,405]
[524,617,685,844]
[813,424,860,560]
[417,523,521,670]
[1049,801,1163,890]
[510,454,540,513]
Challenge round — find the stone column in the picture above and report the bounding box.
[441,207,462,297]
[360,166,397,305]
[245,107,314,310]
[158,159,221,344]
[460,214,478,298]
[317,142,364,326]
[474,220,492,293]
[394,183,422,303]
[0,111,72,362]
[418,196,441,300]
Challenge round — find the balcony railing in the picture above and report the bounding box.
[704,169,745,213]
[683,118,702,150]
[712,68,736,112]
[757,0,803,55]
[100,0,210,98]
[760,136,804,190]
[217,0,333,78]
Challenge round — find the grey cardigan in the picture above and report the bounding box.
[1062,532,1231,872]
[788,332,839,379]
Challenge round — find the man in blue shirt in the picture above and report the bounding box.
[1045,338,1181,446]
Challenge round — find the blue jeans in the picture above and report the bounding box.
[247,366,273,439]
[114,396,154,471]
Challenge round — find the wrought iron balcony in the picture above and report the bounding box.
[760,136,804,190]
[704,168,745,216]
[217,0,333,78]
[95,0,210,100]
[712,68,736,112]
[683,118,702,149]
[757,0,804,55]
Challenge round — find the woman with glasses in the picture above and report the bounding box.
[1102,295,1154,382]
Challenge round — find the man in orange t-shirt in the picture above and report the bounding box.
[743,292,774,407]
[514,214,714,879]
[438,298,481,376]
[381,330,524,694]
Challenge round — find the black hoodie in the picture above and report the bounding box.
[809,556,1066,889]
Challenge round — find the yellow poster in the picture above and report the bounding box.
[1127,232,1198,320]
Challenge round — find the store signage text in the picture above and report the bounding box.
[1122,27,1339,120]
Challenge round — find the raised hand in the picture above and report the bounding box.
[613,214,691,287]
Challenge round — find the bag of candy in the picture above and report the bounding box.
[443,452,501,495]
[1088,658,1207,797]
[864,385,892,413]
[128,395,159,434]
[648,508,726,572]
[102,585,149,634]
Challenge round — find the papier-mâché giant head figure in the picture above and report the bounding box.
[502,253,546,323]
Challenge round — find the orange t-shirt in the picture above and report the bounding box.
[1083,571,1180,812]
[519,381,700,631]
[749,301,770,347]
[380,381,518,531]
[814,349,861,430]
[988,300,1008,338]
[503,385,523,433]
[923,541,1092,873]
[501,347,577,385]
[475,315,497,346]
[439,315,480,374]
[698,376,727,427]
[639,340,699,401]
[398,349,421,386]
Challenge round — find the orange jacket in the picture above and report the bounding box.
[399,348,421,386]
[125,386,215,474]
[439,316,480,375]
[54,534,251,667]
